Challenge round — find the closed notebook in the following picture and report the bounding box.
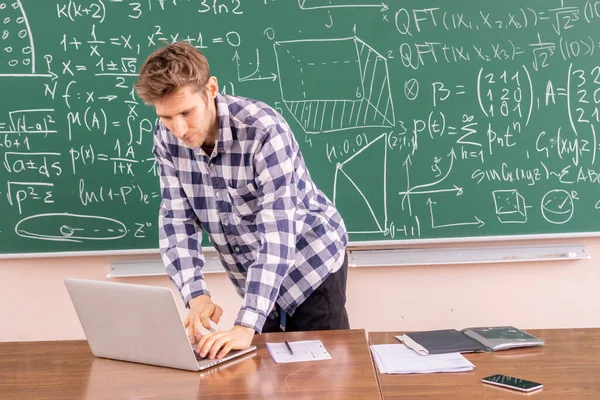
[402,329,487,355]
[461,326,545,351]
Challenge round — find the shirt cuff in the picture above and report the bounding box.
[181,279,211,308]
[235,307,268,334]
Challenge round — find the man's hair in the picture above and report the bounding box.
[135,42,211,104]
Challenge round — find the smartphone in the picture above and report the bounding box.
[482,374,543,392]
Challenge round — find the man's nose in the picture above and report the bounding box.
[172,117,187,138]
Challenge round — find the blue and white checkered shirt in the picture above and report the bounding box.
[153,93,348,333]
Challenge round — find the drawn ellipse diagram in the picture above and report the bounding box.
[0,0,36,75]
[274,36,395,134]
[15,213,128,242]
[541,189,574,225]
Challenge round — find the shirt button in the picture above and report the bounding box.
[235,246,240,253]
[210,164,215,170]
[215,192,221,198]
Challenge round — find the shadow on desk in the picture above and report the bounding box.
[84,352,259,400]
[83,330,373,400]
[0,329,381,400]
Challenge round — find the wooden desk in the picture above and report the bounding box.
[370,328,600,399]
[0,329,381,400]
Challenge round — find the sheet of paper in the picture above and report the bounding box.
[370,344,474,374]
[267,340,332,363]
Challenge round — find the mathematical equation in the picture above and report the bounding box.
[1,0,600,255]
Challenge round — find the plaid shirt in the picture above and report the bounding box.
[153,93,348,333]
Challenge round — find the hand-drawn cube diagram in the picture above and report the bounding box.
[0,0,36,75]
[273,36,395,134]
[493,189,528,224]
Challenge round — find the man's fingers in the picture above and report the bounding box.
[200,314,211,331]
[196,332,212,353]
[211,306,223,324]
[193,318,206,339]
[183,316,190,328]
[209,336,231,359]
[196,328,253,359]
[199,332,226,358]
[199,336,217,357]
[217,342,234,359]
[187,326,195,344]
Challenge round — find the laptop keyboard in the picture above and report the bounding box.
[194,351,227,369]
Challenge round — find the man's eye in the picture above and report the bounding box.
[182,111,190,116]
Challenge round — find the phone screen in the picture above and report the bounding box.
[482,374,543,392]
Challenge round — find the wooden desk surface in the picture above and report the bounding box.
[0,329,381,400]
[370,328,600,399]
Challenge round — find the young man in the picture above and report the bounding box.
[135,42,349,360]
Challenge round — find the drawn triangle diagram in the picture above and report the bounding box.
[274,36,395,134]
[0,0,35,75]
[333,133,387,234]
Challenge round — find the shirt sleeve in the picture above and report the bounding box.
[153,123,210,307]
[235,124,297,333]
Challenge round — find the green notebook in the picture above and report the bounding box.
[461,326,545,352]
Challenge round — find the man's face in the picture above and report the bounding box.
[155,82,217,148]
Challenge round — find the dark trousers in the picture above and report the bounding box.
[262,253,350,333]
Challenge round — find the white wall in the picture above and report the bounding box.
[0,237,597,342]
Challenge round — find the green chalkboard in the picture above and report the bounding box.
[1,0,599,256]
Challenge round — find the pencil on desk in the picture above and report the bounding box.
[285,340,294,355]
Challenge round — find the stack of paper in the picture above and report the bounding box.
[370,344,475,374]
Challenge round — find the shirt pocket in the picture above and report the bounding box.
[226,181,259,218]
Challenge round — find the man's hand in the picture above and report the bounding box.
[184,295,223,344]
[196,325,255,360]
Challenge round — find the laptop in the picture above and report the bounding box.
[64,278,257,371]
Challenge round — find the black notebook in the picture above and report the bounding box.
[402,326,544,355]
[402,329,487,355]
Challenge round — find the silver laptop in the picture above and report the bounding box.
[64,278,256,371]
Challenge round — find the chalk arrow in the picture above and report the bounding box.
[428,198,485,229]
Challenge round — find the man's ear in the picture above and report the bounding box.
[206,76,219,100]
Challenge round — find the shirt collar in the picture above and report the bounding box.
[215,93,234,151]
